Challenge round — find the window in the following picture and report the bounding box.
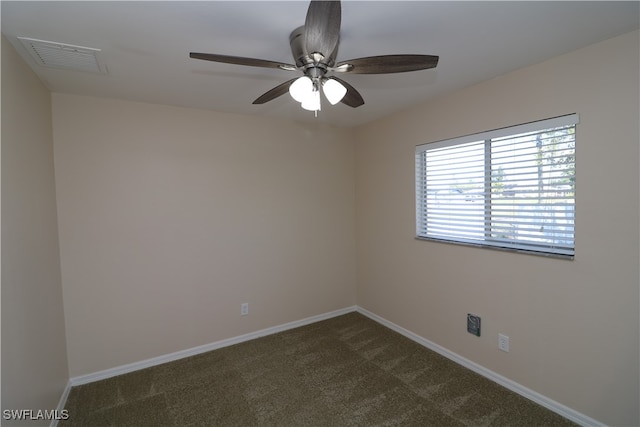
[415,114,578,258]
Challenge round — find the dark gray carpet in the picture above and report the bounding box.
[61,312,576,426]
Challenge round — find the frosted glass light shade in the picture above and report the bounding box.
[289,76,313,103]
[301,89,321,111]
[322,78,347,105]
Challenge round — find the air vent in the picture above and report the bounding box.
[18,37,106,74]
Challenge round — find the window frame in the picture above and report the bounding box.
[415,114,578,259]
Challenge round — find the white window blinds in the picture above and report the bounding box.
[415,114,578,257]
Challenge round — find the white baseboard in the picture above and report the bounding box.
[50,379,72,427]
[68,305,357,387]
[356,307,604,427]
[59,304,601,427]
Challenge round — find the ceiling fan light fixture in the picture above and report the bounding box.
[289,76,313,103]
[322,78,347,105]
[301,89,321,112]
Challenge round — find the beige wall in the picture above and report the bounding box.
[354,30,640,426]
[1,36,69,423]
[52,94,357,377]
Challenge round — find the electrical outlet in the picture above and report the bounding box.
[498,333,510,352]
[241,303,249,316]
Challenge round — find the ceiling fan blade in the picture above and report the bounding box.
[304,0,341,59]
[190,53,296,71]
[252,78,298,105]
[331,77,364,108]
[334,54,439,74]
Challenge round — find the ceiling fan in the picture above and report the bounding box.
[190,0,439,113]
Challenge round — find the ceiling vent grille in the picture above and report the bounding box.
[18,37,106,74]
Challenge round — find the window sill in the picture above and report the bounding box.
[414,236,574,260]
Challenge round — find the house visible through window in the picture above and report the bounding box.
[415,114,578,258]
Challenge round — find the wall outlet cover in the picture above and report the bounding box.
[498,333,510,352]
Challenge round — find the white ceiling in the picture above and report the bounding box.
[2,1,639,128]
